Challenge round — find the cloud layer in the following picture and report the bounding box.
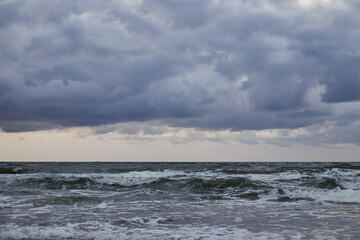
[1,0,360,145]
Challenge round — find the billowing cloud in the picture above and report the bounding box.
[1,0,360,145]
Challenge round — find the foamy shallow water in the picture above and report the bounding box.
[1,162,360,239]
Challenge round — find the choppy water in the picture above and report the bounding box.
[1,162,360,240]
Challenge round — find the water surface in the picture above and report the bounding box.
[1,162,359,239]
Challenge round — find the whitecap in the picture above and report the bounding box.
[287,188,360,204]
[97,202,107,209]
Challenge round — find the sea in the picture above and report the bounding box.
[0,162,359,240]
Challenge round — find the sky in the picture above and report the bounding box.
[1,0,360,161]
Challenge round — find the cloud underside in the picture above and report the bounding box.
[1,0,360,145]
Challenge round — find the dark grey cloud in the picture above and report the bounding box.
[1,0,360,145]
[0,0,23,27]
[143,0,212,29]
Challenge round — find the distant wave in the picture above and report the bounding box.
[0,167,27,174]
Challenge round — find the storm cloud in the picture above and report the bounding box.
[1,0,360,145]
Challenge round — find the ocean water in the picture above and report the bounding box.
[0,162,359,240]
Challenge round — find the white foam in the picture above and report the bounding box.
[97,202,107,209]
[0,221,299,240]
[0,196,11,204]
[287,188,360,204]
[317,189,360,203]
[246,171,307,183]
[90,170,191,186]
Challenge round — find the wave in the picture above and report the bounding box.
[182,177,266,192]
[1,170,187,189]
[28,176,97,190]
[21,174,267,193]
[316,178,342,189]
[0,167,27,174]
[2,167,359,204]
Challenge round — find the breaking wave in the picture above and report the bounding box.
[2,167,359,203]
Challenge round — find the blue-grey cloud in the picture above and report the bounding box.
[1,0,360,145]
